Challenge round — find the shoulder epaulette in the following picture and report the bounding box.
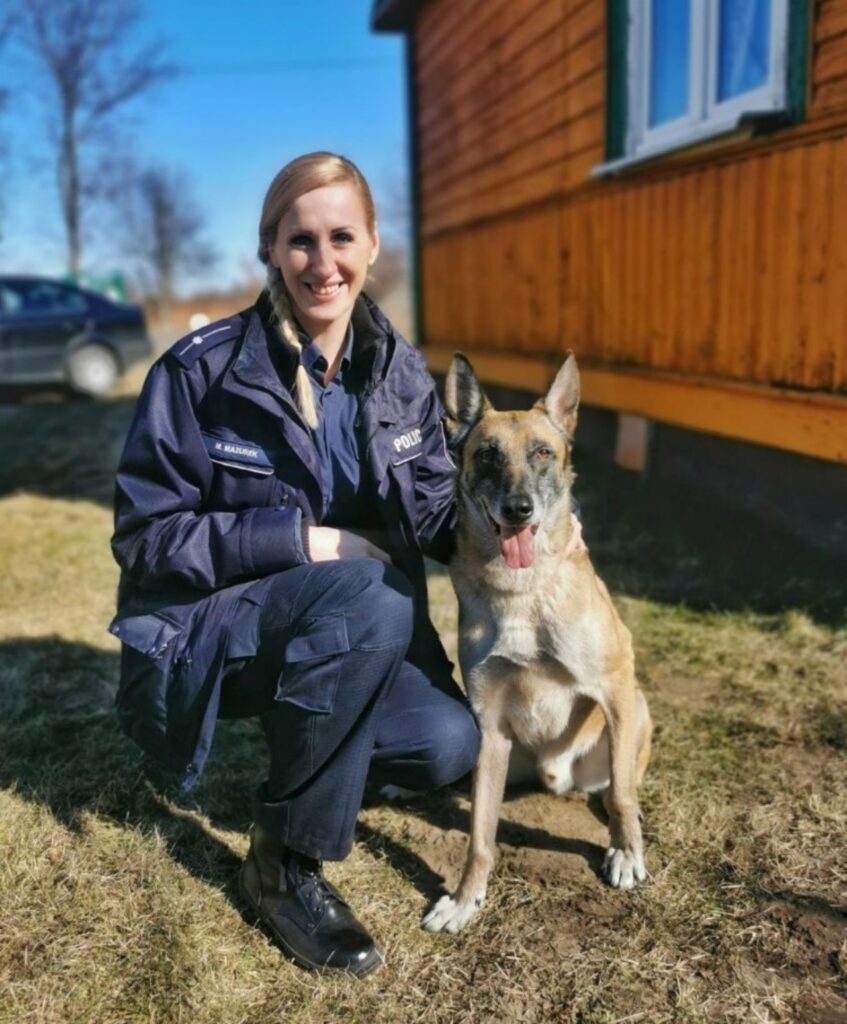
[167,316,243,367]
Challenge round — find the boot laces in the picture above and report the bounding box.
[291,856,347,917]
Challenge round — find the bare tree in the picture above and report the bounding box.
[127,166,218,315]
[13,0,172,275]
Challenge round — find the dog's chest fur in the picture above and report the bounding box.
[452,555,614,748]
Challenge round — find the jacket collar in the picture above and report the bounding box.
[229,291,297,400]
[230,289,393,398]
[220,292,398,499]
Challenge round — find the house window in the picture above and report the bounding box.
[606,0,803,166]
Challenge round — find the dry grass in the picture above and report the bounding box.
[0,371,845,1024]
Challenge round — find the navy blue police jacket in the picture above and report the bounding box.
[109,292,457,789]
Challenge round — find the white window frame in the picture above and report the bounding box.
[626,0,790,162]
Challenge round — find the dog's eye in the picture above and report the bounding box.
[533,447,553,461]
[476,446,499,464]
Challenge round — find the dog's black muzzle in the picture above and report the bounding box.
[501,492,534,526]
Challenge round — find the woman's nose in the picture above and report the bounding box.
[310,240,335,277]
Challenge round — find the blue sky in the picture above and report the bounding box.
[1,0,409,291]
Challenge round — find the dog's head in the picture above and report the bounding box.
[444,352,579,569]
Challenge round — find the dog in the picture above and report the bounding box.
[422,352,652,935]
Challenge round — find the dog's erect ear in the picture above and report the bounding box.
[444,352,491,448]
[537,351,579,438]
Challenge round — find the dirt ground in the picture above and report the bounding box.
[0,366,845,1024]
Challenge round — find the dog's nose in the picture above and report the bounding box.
[502,492,534,523]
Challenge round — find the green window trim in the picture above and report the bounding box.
[606,0,629,161]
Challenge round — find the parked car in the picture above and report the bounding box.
[0,276,152,396]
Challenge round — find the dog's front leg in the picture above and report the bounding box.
[601,680,647,890]
[422,721,511,934]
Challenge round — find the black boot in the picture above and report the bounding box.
[239,825,383,976]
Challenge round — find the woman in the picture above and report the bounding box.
[110,152,481,976]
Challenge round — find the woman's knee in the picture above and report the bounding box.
[435,706,480,786]
[250,561,414,658]
[413,703,481,789]
[344,561,415,651]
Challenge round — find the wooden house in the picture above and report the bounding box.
[372,0,847,476]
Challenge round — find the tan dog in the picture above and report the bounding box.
[423,353,652,935]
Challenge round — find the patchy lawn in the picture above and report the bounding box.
[0,369,844,1024]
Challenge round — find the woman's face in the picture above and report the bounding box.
[271,181,378,339]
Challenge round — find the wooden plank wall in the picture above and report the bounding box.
[417,0,847,396]
[417,0,603,234]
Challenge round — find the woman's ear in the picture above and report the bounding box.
[369,224,380,266]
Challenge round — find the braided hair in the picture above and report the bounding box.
[257,152,377,431]
[262,259,319,429]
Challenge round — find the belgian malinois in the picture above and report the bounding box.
[423,353,652,934]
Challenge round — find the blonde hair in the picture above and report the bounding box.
[257,152,377,429]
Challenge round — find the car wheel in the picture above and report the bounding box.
[66,344,120,396]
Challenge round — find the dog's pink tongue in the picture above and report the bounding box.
[499,525,535,569]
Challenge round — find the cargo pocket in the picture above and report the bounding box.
[226,582,271,662]
[276,613,349,714]
[109,613,186,770]
[110,613,183,660]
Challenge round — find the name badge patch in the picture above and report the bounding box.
[390,426,423,465]
[202,433,274,475]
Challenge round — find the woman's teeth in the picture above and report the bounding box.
[309,283,341,297]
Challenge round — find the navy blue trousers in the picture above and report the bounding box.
[219,560,480,861]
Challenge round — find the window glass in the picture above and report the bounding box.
[718,0,771,101]
[648,0,691,127]
[0,286,24,316]
[606,0,795,164]
[20,282,88,315]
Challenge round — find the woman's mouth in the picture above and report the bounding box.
[305,282,343,302]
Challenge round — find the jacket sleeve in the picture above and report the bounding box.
[112,358,308,592]
[409,381,458,564]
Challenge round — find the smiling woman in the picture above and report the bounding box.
[108,151,481,977]
[257,155,380,428]
[270,178,378,343]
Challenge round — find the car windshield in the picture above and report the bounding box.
[0,282,89,316]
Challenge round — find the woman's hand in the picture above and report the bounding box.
[307,526,391,564]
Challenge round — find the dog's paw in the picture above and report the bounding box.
[421,893,482,934]
[602,846,647,889]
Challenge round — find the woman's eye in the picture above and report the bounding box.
[333,231,354,244]
[288,234,311,248]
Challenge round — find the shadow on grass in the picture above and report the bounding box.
[576,449,847,625]
[358,787,607,901]
[2,636,607,915]
[0,636,263,903]
[355,819,447,899]
[0,393,139,507]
